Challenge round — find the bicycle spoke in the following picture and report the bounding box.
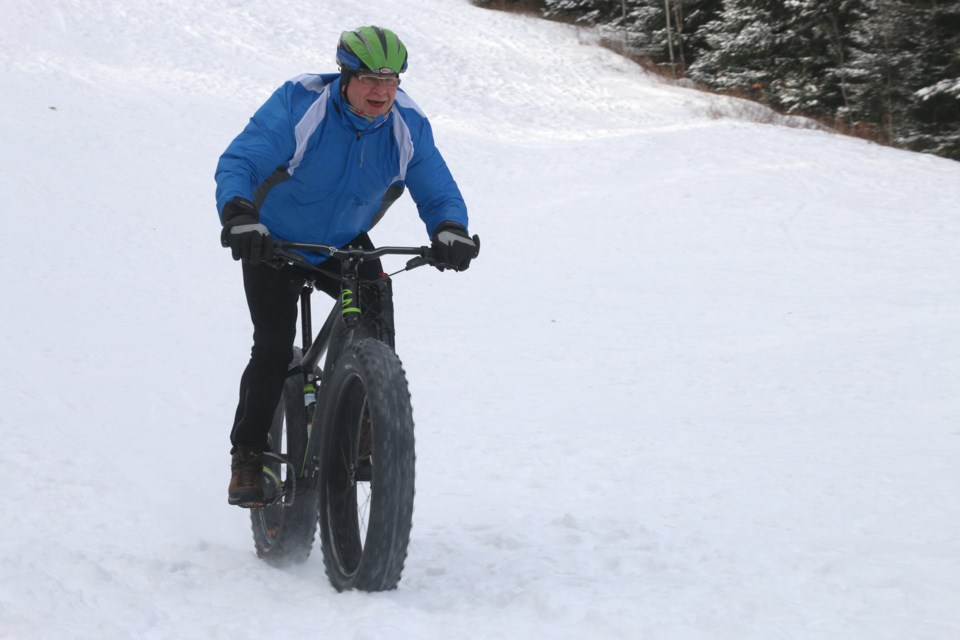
[355,394,373,540]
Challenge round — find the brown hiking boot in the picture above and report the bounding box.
[228,446,265,508]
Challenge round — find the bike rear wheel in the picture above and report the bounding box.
[250,350,319,566]
[317,338,415,591]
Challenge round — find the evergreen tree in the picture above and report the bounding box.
[688,0,818,111]
[680,0,726,65]
[542,0,627,24]
[911,1,960,158]
[786,0,865,118]
[843,0,931,146]
[537,0,723,74]
[472,0,545,10]
[625,0,723,71]
[541,0,654,61]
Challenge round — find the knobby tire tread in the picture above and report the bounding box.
[317,338,415,591]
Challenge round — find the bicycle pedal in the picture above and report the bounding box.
[261,452,297,507]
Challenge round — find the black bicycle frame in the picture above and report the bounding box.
[276,241,432,381]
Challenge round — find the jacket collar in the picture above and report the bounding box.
[332,77,392,134]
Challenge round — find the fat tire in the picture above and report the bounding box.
[250,349,319,566]
[317,338,415,591]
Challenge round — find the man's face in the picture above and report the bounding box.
[345,73,400,117]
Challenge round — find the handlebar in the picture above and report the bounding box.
[271,237,478,331]
[271,240,435,272]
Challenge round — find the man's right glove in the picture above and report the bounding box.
[220,197,273,265]
[431,222,480,272]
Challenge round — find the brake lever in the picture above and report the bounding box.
[405,256,430,271]
[402,245,435,271]
[270,248,313,270]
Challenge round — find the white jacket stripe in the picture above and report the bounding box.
[391,108,414,183]
[288,84,330,176]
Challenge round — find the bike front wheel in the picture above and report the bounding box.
[317,338,415,591]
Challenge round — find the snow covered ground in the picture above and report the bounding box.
[2,1,959,638]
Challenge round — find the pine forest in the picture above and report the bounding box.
[475,0,960,161]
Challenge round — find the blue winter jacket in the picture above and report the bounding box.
[215,73,468,264]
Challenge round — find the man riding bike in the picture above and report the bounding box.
[215,26,478,507]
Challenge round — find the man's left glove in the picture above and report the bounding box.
[220,197,273,265]
[431,222,480,272]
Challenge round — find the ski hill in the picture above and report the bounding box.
[1,1,959,638]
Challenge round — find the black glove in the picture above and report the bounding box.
[431,222,479,272]
[220,197,273,265]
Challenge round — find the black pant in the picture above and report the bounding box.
[230,234,383,449]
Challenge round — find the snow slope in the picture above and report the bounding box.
[2,1,959,638]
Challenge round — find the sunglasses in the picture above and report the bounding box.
[356,74,401,89]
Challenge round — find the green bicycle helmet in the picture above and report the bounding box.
[337,26,408,74]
